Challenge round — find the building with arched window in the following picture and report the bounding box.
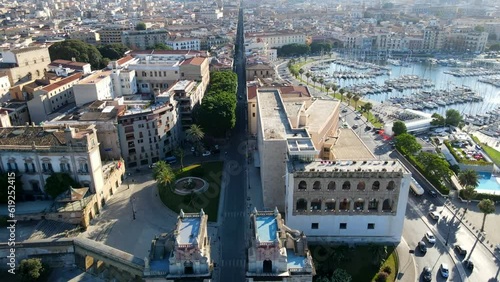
[285,159,411,243]
[0,124,125,220]
[250,87,411,243]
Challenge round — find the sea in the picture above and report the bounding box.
[325,61,500,116]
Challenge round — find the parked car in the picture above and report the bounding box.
[454,244,467,256]
[191,147,195,152]
[464,260,474,271]
[425,231,436,244]
[202,151,211,157]
[342,109,348,113]
[418,241,427,253]
[365,126,372,131]
[355,115,361,120]
[429,211,440,220]
[440,263,449,278]
[422,266,432,282]
[428,190,438,198]
[352,124,359,129]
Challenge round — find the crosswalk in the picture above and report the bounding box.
[219,259,246,267]
[224,211,248,218]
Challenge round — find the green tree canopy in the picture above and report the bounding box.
[49,39,103,69]
[277,43,310,57]
[195,91,236,137]
[310,41,332,54]
[445,109,462,127]
[392,121,407,136]
[431,113,445,126]
[208,71,238,94]
[331,268,352,282]
[0,173,23,203]
[417,152,451,180]
[44,173,80,199]
[97,43,129,60]
[148,43,173,50]
[135,22,146,30]
[18,258,45,282]
[395,133,422,155]
[474,25,485,32]
[185,124,205,144]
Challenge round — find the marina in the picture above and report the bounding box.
[306,58,500,117]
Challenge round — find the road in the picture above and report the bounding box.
[217,6,248,282]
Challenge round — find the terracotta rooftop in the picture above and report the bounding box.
[247,85,311,100]
[116,55,134,65]
[49,59,89,69]
[180,57,206,66]
[0,125,91,147]
[41,73,83,93]
[130,50,207,56]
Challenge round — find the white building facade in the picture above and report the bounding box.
[285,160,411,243]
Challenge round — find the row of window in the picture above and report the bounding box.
[311,223,375,230]
[7,162,89,174]
[296,198,394,212]
[141,71,179,77]
[297,180,396,191]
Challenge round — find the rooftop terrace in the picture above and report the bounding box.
[177,217,201,245]
[330,128,376,160]
[257,89,317,155]
[255,215,278,242]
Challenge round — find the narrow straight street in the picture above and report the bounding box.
[217,6,248,282]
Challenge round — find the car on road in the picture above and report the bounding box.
[365,126,372,131]
[425,231,436,244]
[428,190,438,197]
[191,147,195,152]
[418,241,427,253]
[454,244,467,256]
[440,263,449,278]
[464,260,474,271]
[202,151,211,157]
[422,266,432,282]
[429,211,440,220]
[352,124,359,129]
[355,115,361,120]
[342,108,348,113]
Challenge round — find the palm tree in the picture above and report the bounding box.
[153,161,175,187]
[339,88,345,102]
[346,92,353,106]
[299,68,304,79]
[311,76,317,87]
[174,147,185,170]
[478,199,495,232]
[352,95,360,110]
[459,169,479,212]
[318,78,324,91]
[325,85,330,95]
[461,186,477,213]
[305,72,311,84]
[363,102,373,120]
[459,169,479,189]
[186,124,204,144]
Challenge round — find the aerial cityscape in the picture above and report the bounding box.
[0,0,499,281]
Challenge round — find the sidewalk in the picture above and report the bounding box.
[395,238,417,282]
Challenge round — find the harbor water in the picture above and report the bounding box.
[325,61,500,116]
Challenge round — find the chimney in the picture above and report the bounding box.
[71,57,76,62]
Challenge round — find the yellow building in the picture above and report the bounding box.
[0,46,51,85]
